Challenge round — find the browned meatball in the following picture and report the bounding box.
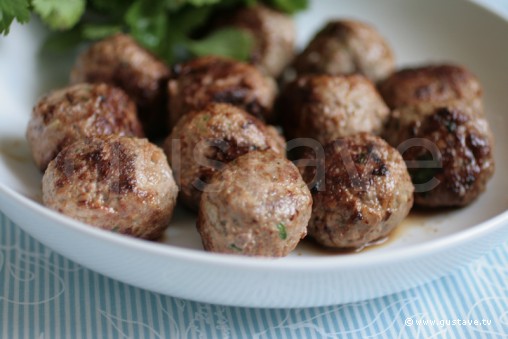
[378,64,483,111]
[167,56,278,128]
[42,136,178,240]
[299,133,413,249]
[71,34,171,137]
[26,83,144,172]
[164,103,285,210]
[198,150,312,257]
[279,74,389,144]
[292,20,395,83]
[385,104,494,207]
[219,4,296,77]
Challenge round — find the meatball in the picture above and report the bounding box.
[292,20,395,83]
[167,56,278,128]
[378,64,483,111]
[299,133,414,249]
[42,136,178,240]
[219,4,295,77]
[198,150,312,257]
[71,34,171,137]
[279,74,390,144]
[164,103,285,210]
[385,104,494,207]
[26,83,144,172]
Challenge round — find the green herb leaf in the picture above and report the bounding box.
[81,23,122,40]
[169,5,212,35]
[186,27,254,61]
[187,0,222,6]
[125,0,168,53]
[3,0,309,68]
[266,0,307,13]
[229,243,243,252]
[276,223,287,240]
[164,0,221,11]
[32,0,86,30]
[0,0,30,35]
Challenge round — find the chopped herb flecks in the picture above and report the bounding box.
[229,243,242,252]
[277,223,287,240]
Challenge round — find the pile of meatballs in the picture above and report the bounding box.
[26,5,495,257]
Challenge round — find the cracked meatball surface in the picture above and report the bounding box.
[279,74,389,144]
[385,104,494,207]
[71,34,171,137]
[26,83,143,172]
[164,103,285,211]
[167,56,278,128]
[292,20,395,83]
[43,136,178,240]
[197,150,312,257]
[220,4,295,77]
[299,133,413,249]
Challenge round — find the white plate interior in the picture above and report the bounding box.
[1,0,507,260]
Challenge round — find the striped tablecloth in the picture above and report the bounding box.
[1,212,508,338]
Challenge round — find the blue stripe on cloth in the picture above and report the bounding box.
[0,211,507,339]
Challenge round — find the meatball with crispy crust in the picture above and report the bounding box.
[385,104,494,207]
[378,64,483,111]
[26,83,144,172]
[219,4,296,77]
[299,133,413,249]
[71,34,171,137]
[42,136,178,240]
[292,20,395,83]
[279,74,390,144]
[198,150,312,257]
[167,56,278,129]
[164,103,285,211]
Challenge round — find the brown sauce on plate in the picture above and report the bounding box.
[297,209,448,255]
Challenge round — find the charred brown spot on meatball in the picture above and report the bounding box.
[43,136,178,240]
[164,103,285,211]
[190,138,260,193]
[167,56,278,130]
[379,62,494,207]
[53,139,136,195]
[299,133,414,249]
[109,141,136,194]
[400,106,494,206]
[26,83,144,172]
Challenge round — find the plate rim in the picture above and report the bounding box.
[1,180,507,271]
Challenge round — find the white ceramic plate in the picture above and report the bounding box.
[1,0,507,308]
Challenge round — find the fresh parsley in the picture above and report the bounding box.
[0,0,30,35]
[1,0,308,63]
[276,222,287,240]
[32,0,86,30]
[229,243,243,251]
